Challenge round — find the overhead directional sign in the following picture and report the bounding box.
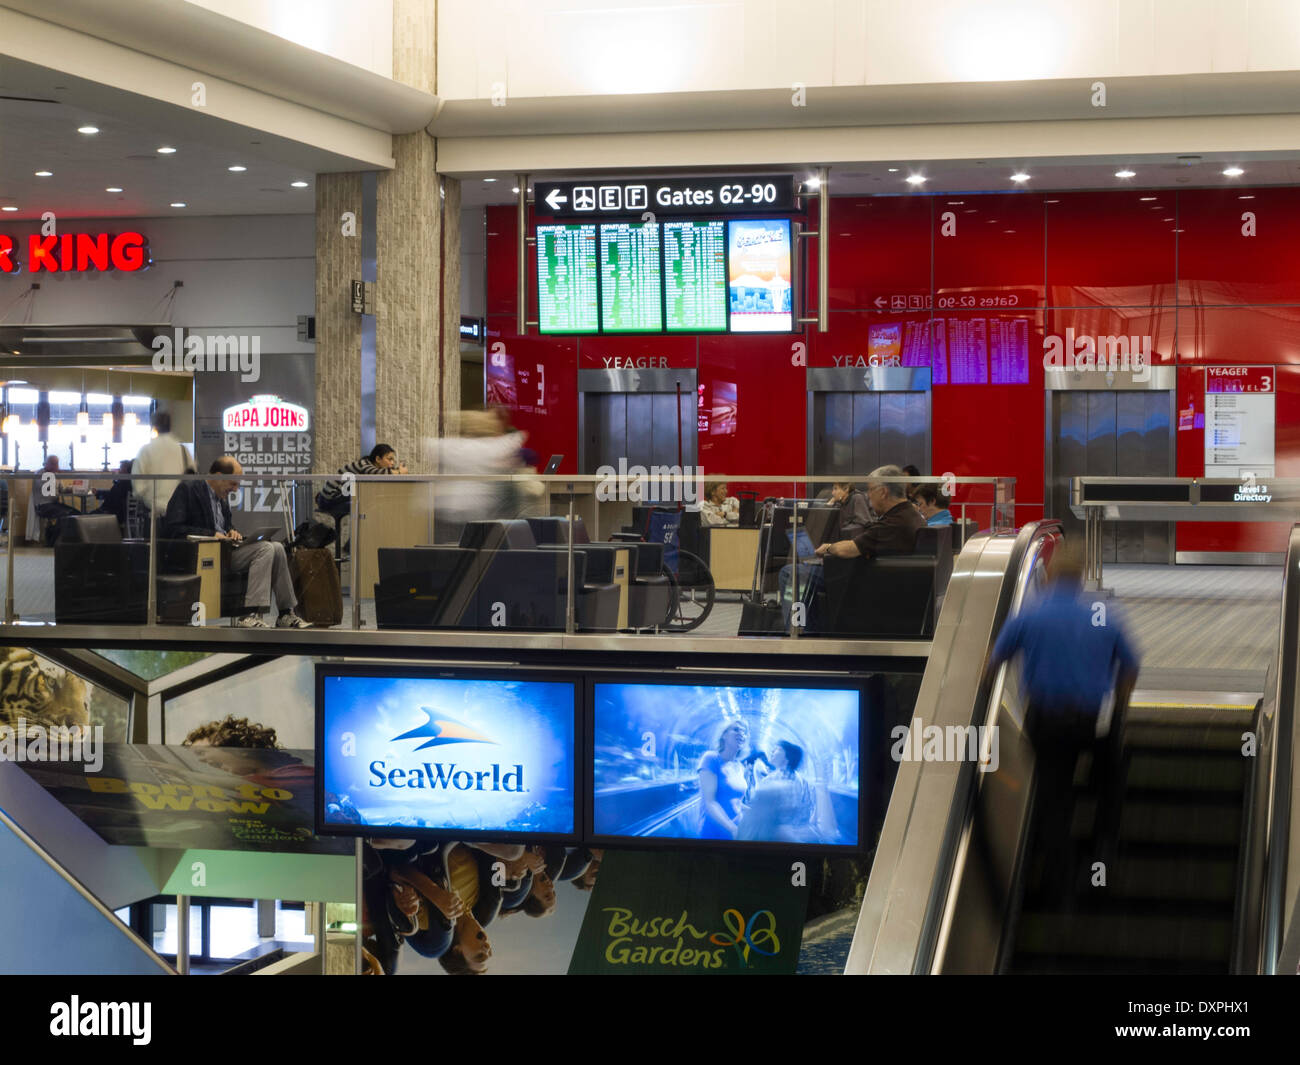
[536,175,797,218]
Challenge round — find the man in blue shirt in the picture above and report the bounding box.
[984,539,1139,905]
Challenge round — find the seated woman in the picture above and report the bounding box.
[699,481,740,527]
[910,483,953,526]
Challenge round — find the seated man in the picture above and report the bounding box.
[814,464,925,561]
[911,483,953,526]
[164,455,310,630]
[779,481,872,627]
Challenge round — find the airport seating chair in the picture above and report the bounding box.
[54,514,201,624]
[820,553,939,638]
[912,525,954,597]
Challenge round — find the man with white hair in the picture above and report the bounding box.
[815,464,924,559]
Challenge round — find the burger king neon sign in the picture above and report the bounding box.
[0,231,151,273]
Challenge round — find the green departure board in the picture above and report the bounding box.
[599,222,662,332]
[537,224,599,334]
[663,220,728,332]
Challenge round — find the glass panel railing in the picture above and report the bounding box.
[0,471,1014,643]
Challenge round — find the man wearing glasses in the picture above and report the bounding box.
[815,464,924,560]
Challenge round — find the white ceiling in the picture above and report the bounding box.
[0,55,362,220]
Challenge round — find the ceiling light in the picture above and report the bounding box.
[483,178,497,183]
[290,181,309,188]
[170,202,187,208]
[1115,169,1136,179]
[1163,217,1174,221]
[1010,172,1030,182]
[1046,199,1060,203]
[228,165,246,172]
[804,176,821,190]
[1139,196,1157,201]
[905,174,927,185]
[106,187,123,193]
[887,168,899,173]
[1223,166,1244,177]
[512,186,520,194]
[77,125,99,135]
[157,146,176,154]
[1004,229,1015,233]
[1,206,17,212]
[1239,194,1255,200]
[34,170,52,177]
[946,201,964,205]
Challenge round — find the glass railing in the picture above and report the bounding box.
[0,470,1015,642]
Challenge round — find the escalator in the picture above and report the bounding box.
[1008,703,1255,974]
[847,520,1299,975]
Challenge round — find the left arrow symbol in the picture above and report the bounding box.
[545,188,567,211]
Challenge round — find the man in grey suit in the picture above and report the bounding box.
[164,456,310,630]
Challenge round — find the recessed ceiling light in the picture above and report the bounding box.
[512,186,520,194]
[1010,172,1030,182]
[1115,169,1136,179]
[1239,194,1255,200]
[887,168,899,173]
[77,125,99,135]
[1163,217,1174,222]
[905,174,926,185]
[1223,166,1244,177]
[170,202,187,208]
[105,187,123,193]
[1139,196,1157,201]
[804,176,821,189]
[946,201,964,205]
[483,178,497,183]
[228,165,247,172]
[1,206,17,212]
[290,181,309,188]
[34,170,53,177]
[157,146,177,154]
[1046,199,1060,203]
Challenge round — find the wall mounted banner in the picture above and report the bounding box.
[535,175,795,218]
[13,744,348,854]
[568,850,807,974]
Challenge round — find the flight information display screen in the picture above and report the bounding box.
[537,224,599,334]
[663,220,728,332]
[599,222,663,332]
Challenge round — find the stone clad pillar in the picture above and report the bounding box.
[314,173,363,476]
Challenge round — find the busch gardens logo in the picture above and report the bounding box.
[601,907,781,970]
[368,708,525,793]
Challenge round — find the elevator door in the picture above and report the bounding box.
[1049,391,1173,563]
[581,391,697,474]
[809,391,928,479]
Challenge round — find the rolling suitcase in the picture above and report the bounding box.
[291,546,343,627]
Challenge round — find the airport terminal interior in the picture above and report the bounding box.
[0,0,1298,985]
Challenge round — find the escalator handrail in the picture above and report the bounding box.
[846,518,1061,974]
[1236,523,1300,973]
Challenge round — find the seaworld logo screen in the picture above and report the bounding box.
[320,674,577,836]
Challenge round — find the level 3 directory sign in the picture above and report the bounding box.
[1204,366,1275,480]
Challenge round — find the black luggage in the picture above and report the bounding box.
[739,598,785,635]
[291,546,343,627]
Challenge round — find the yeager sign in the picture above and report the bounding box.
[0,231,150,273]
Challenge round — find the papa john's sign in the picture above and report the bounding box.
[0,231,151,273]
[222,395,310,432]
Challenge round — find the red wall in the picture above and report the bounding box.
[485,188,1300,551]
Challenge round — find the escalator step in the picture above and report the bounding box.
[1124,723,1253,753]
[1069,798,1243,846]
[1075,751,1247,793]
[1013,912,1232,963]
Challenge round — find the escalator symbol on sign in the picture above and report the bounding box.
[573,187,596,211]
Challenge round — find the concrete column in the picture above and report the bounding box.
[440,176,462,434]
[375,131,440,470]
[314,173,364,475]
